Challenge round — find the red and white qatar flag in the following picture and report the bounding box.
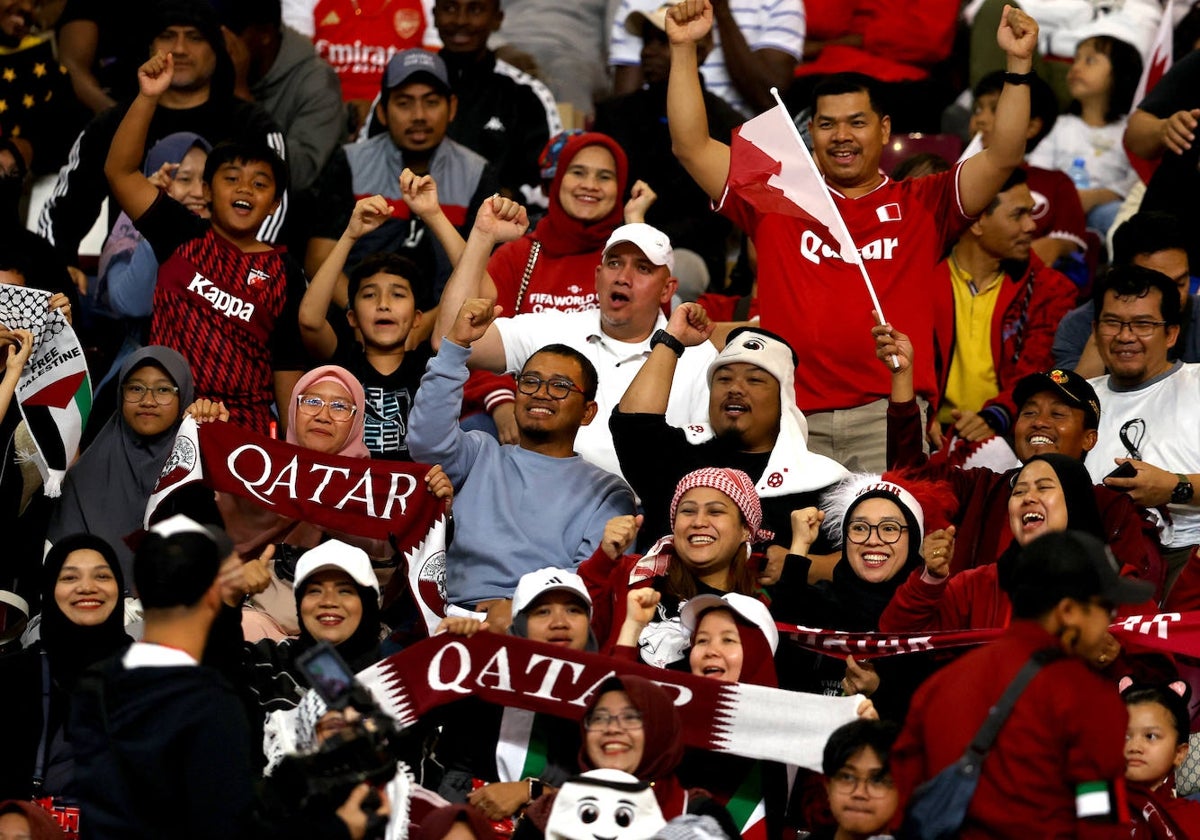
[1126,0,1174,183]
[727,99,860,263]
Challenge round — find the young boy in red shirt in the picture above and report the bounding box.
[105,51,307,435]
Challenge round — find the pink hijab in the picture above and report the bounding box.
[286,365,369,459]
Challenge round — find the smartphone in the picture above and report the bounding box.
[296,642,357,710]
[1105,461,1137,482]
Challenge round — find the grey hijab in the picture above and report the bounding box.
[47,346,195,585]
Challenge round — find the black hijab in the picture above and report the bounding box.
[40,534,132,688]
[997,453,1105,589]
[829,488,925,631]
[292,571,382,674]
[48,346,195,585]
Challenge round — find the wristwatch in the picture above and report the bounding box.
[1171,474,1194,505]
[649,329,685,358]
[526,778,545,803]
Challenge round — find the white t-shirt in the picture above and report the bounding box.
[608,0,805,116]
[1087,362,1200,549]
[495,310,716,479]
[1027,114,1139,199]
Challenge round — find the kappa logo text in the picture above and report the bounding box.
[188,272,256,322]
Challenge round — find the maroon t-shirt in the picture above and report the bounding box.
[138,194,308,433]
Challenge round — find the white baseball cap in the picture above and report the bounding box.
[512,567,592,616]
[680,592,779,653]
[603,223,674,274]
[294,541,380,604]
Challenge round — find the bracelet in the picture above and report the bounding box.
[1002,71,1037,86]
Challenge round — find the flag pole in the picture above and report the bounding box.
[768,88,898,367]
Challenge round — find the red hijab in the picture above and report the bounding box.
[579,675,687,815]
[535,133,629,257]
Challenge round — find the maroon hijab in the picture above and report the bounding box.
[578,675,686,814]
[534,132,629,257]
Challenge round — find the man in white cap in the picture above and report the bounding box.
[613,305,848,575]
[430,198,716,480]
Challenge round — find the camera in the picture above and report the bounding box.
[261,644,413,839]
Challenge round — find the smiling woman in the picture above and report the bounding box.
[0,533,132,800]
[584,467,771,670]
[877,455,1146,660]
[48,346,195,586]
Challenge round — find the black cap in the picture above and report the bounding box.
[1012,369,1101,429]
[1008,530,1153,610]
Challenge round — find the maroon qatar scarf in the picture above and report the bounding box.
[533,133,629,257]
[144,416,444,553]
[356,633,862,772]
[779,611,1200,660]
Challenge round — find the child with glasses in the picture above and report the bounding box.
[812,720,899,840]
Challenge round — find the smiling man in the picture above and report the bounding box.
[409,248,636,630]
[432,201,715,481]
[611,318,848,557]
[1085,264,1200,593]
[332,48,499,301]
[668,0,1039,472]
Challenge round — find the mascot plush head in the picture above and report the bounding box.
[546,769,666,840]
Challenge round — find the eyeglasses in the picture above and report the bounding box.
[123,383,180,405]
[296,394,357,421]
[516,374,586,400]
[584,710,644,731]
[846,521,907,544]
[829,769,895,798]
[1095,318,1169,337]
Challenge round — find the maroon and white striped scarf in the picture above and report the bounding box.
[357,633,862,772]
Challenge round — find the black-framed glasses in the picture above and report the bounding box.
[828,769,895,798]
[1095,318,1169,337]
[515,374,585,400]
[583,710,644,731]
[122,383,180,405]
[296,394,357,421]
[846,520,907,544]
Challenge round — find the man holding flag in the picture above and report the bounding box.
[667,0,1039,471]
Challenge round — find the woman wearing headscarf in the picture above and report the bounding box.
[0,534,131,802]
[48,346,195,585]
[484,132,638,317]
[184,364,393,639]
[772,472,955,720]
[878,453,1154,635]
[513,675,734,840]
[582,467,772,670]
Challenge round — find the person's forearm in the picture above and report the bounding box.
[299,232,354,331]
[433,225,496,349]
[59,21,117,114]
[668,41,710,166]
[618,346,678,414]
[419,207,467,265]
[710,4,791,112]
[982,64,1033,172]
[1124,109,1167,160]
[1031,236,1077,266]
[1078,187,1120,212]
